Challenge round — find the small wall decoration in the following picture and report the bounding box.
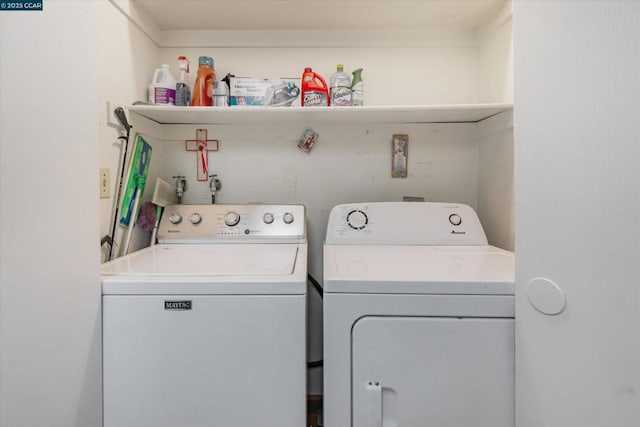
[392,134,409,178]
[298,128,319,153]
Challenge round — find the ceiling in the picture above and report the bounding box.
[131,0,507,32]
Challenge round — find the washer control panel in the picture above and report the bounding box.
[326,202,488,245]
[158,204,305,243]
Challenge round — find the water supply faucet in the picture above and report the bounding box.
[172,175,186,204]
[209,174,221,204]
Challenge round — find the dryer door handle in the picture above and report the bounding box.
[365,380,382,427]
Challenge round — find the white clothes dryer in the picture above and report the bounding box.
[102,204,307,427]
[323,202,515,427]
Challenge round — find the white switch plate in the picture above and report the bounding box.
[100,168,110,198]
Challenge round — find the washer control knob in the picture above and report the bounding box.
[282,212,295,224]
[347,209,368,230]
[263,212,275,224]
[189,213,202,224]
[168,213,182,225]
[449,214,462,226]
[224,211,241,226]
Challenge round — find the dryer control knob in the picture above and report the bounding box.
[282,212,295,224]
[224,211,241,226]
[263,213,275,224]
[347,209,368,230]
[168,213,182,225]
[449,214,462,226]
[189,213,202,224]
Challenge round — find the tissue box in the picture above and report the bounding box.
[229,77,300,107]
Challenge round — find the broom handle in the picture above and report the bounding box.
[108,135,129,260]
[150,206,162,246]
[119,188,140,257]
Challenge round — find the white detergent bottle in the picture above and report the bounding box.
[149,64,178,105]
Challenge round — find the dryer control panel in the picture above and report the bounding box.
[158,204,306,243]
[326,202,487,245]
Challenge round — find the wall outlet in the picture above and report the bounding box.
[100,168,110,198]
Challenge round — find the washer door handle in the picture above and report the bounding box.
[365,380,382,427]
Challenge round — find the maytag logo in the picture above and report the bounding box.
[451,230,466,235]
[164,300,192,310]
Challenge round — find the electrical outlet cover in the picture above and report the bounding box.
[100,168,110,198]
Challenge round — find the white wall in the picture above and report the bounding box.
[478,1,514,103]
[131,120,482,274]
[0,2,101,426]
[478,110,514,251]
[515,1,640,425]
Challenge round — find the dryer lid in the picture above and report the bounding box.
[323,244,514,295]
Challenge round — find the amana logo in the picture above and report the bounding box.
[164,300,192,310]
[451,230,466,235]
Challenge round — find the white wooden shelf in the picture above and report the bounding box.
[128,103,513,125]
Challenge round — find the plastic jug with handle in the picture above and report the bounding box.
[301,67,329,107]
[149,64,178,105]
[191,56,216,106]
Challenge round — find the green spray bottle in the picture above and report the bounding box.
[351,68,364,106]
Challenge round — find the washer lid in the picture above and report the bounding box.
[103,244,299,276]
[101,244,306,295]
[323,244,514,295]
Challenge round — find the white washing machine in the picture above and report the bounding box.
[323,202,515,427]
[102,204,307,427]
